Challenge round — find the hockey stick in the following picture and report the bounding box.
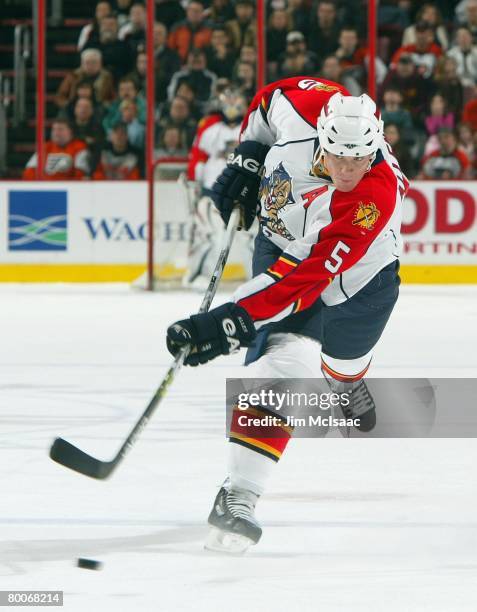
[49,207,241,480]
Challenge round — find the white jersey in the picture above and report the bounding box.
[230,77,409,326]
[187,114,241,190]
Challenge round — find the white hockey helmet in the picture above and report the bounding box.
[317,92,384,159]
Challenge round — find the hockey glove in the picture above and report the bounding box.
[166,302,256,366]
[211,140,269,230]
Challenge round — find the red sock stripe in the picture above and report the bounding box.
[229,406,292,460]
[321,358,370,382]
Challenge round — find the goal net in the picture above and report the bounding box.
[133,158,253,290]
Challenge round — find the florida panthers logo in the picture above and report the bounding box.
[259,163,295,240]
[352,202,381,231]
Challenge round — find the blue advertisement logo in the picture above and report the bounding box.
[8,191,68,251]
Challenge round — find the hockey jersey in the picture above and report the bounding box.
[23,139,90,180]
[232,76,409,328]
[187,114,241,189]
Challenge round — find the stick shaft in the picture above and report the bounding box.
[50,208,241,478]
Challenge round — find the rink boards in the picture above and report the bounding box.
[0,180,475,283]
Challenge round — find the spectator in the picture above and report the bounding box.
[119,1,146,56]
[157,95,197,147]
[175,81,202,120]
[154,22,182,102]
[457,122,476,163]
[462,85,477,130]
[115,0,133,27]
[93,123,142,179]
[127,51,147,94]
[447,27,477,88]
[335,27,367,82]
[167,49,217,106]
[380,88,414,143]
[402,4,449,50]
[168,0,213,62]
[23,119,90,180]
[424,93,455,154]
[425,93,455,136]
[70,97,105,171]
[384,123,415,178]
[277,51,310,78]
[234,60,255,102]
[156,124,189,157]
[277,31,318,79]
[433,56,465,116]
[55,49,115,108]
[338,0,366,32]
[319,54,362,95]
[378,0,411,33]
[205,0,235,24]
[391,21,443,78]
[380,55,431,122]
[239,45,256,67]
[85,14,132,82]
[267,9,291,66]
[61,80,104,122]
[336,26,389,86]
[103,76,146,133]
[77,1,112,51]
[118,99,145,148]
[287,0,310,36]
[225,0,256,53]
[420,127,471,179]
[458,0,477,44]
[308,1,341,62]
[205,27,236,79]
[155,0,185,30]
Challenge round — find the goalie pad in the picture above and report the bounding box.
[184,195,255,290]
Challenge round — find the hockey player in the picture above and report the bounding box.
[184,87,252,287]
[166,77,409,552]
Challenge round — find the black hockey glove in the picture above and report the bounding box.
[211,140,270,230]
[166,302,256,366]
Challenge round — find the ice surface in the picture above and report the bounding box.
[0,284,476,611]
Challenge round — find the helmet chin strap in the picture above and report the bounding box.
[311,147,329,177]
[311,147,376,177]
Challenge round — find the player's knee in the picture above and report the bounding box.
[248,332,323,378]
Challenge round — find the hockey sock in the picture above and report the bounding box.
[321,349,373,382]
[227,403,292,495]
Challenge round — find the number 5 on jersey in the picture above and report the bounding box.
[325,240,351,273]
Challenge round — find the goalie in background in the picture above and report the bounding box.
[184,87,255,289]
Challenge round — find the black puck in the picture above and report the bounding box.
[77,558,103,571]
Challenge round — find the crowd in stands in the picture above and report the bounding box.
[23,0,477,181]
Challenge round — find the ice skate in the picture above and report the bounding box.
[205,482,262,554]
[341,379,377,432]
[324,375,377,432]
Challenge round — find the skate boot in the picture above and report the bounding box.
[205,481,262,554]
[324,373,376,432]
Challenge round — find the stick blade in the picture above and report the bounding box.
[49,438,114,480]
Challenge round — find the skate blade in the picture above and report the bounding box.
[204,527,254,555]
